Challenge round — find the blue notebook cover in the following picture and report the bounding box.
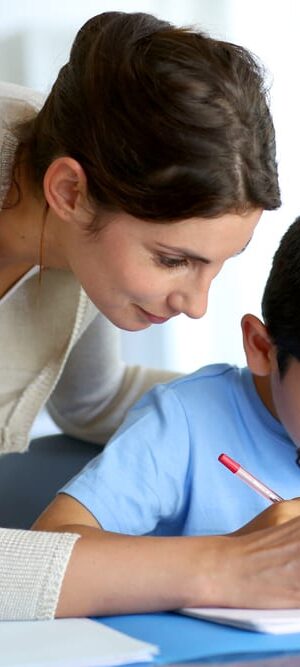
[98,612,300,664]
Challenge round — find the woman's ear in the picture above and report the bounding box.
[241,314,275,376]
[43,157,92,225]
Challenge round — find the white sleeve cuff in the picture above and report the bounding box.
[0,528,80,620]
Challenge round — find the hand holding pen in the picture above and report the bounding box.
[218,452,283,503]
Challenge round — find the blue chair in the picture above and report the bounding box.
[0,435,102,528]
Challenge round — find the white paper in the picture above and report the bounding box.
[180,607,300,634]
[0,617,159,667]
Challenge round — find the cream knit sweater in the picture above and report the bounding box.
[0,81,176,619]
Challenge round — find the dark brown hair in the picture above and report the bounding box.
[19,11,281,224]
[262,216,300,378]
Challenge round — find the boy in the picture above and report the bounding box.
[34,218,300,614]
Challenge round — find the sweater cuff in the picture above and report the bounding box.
[0,528,80,620]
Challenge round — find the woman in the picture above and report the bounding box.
[0,12,280,620]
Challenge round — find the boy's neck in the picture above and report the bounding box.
[252,374,279,421]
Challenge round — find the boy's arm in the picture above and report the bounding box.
[33,495,300,615]
[53,383,191,537]
[33,493,226,615]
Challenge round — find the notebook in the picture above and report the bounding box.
[0,617,159,667]
[180,607,300,634]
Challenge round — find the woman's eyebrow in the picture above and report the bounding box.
[157,244,211,264]
[157,236,253,262]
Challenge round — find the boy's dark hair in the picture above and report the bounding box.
[262,216,300,377]
[15,11,280,226]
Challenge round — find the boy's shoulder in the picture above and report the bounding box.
[132,364,249,417]
[160,364,251,426]
[168,363,242,392]
[146,363,248,412]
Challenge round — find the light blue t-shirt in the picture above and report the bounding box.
[61,364,300,535]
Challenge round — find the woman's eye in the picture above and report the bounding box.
[158,255,189,269]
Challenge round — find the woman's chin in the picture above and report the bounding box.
[115,319,152,332]
[92,301,153,331]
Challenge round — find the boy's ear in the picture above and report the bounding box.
[241,314,275,376]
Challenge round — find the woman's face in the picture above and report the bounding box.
[67,208,262,331]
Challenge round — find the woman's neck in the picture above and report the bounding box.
[0,158,43,268]
[0,156,71,272]
[0,262,36,299]
[0,173,42,296]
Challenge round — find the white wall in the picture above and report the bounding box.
[0,0,230,94]
[122,1,300,372]
[1,0,298,377]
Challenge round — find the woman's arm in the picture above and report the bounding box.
[33,494,300,616]
[47,313,179,444]
[232,498,300,535]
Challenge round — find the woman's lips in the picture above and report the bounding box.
[138,306,171,324]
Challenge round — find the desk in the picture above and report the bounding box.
[98,613,300,665]
[166,660,300,667]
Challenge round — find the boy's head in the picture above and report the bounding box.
[241,216,300,448]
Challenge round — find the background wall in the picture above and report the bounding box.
[1,0,299,383]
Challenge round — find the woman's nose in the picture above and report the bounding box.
[168,286,209,319]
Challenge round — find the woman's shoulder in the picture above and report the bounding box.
[0,81,45,155]
[0,80,45,109]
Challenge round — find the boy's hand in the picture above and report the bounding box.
[232,498,300,536]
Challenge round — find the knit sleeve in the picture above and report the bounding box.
[48,312,180,444]
[0,528,80,620]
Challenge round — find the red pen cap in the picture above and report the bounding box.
[218,453,240,474]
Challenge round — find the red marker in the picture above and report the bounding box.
[218,453,283,504]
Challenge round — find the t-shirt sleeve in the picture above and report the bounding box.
[60,384,191,536]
